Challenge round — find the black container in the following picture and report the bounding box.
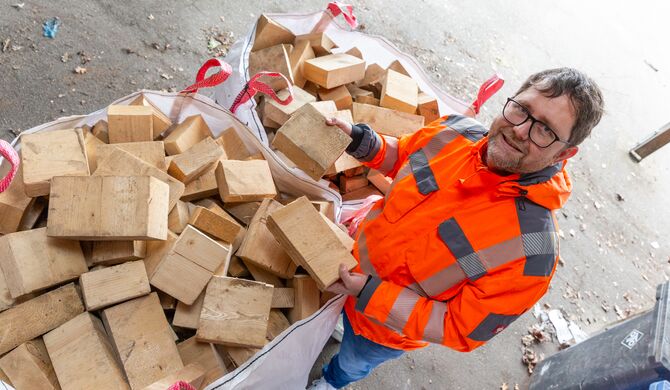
[529,282,670,390]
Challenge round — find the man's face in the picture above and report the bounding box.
[487,86,578,174]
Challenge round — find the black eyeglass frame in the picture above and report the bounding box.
[502,98,573,148]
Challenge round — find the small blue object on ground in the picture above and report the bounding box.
[42,17,61,38]
[650,380,670,390]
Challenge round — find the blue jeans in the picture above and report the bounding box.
[323,313,405,388]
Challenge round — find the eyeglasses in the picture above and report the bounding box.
[502,98,572,148]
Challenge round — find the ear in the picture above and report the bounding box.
[553,146,578,163]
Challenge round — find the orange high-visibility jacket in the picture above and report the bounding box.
[344,115,571,352]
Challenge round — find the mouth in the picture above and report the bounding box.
[501,133,524,154]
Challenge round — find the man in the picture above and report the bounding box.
[309,68,604,389]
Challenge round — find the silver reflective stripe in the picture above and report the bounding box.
[457,252,487,281]
[423,301,447,343]
[442,115,488,142]
[438,219,486,281]
[385,162,411,203]
[417,263,467,297]
[522,231,556,256]
[385,288,420,333]
[378,136,399,175]
[355,276,382,313]
[409,149,439,195]
[421,130,459,161]
[407,283,429,297]
[478,236,525,269]
[357,231,378,278]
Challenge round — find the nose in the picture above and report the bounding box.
[512,120,532,141]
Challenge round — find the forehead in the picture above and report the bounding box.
[515,87,577,138]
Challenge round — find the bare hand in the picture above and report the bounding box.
[326,117,353,136]
[327,264,368,296]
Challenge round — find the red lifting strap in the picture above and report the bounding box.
[230,72,294,113]
[470,74,504,115]
[181,58,233,94]
[0,139,19,194]
[327,2,358,29]
[167,381,197,390]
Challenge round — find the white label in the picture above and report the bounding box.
[621,329,644,349]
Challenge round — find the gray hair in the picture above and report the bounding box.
[515,68,604,146]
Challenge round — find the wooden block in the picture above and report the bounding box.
[197,277,273,348]
[287,275,320,324]
[318,85,353,111]
[83,127,106,173]
[130,94,173,139]
[325,152,362,176]
[141,363,205,390]
[216,160,277,203]
[311,201,335,222]
[0,283,84,355]
[352,102,424,137]
[188,206,243,244]
[94,148,185,212]
[224,201,261,227]
[267,196,357,290]
[181,157,224,202]
[272,103,351,181]
[227,255,249,278]
[108,105,154,143]
[92,120,110,143]
[168,200,191,234]
[43,312,129,390]
[150,226,228,304]
[216,127,254,161]
[322,214,355,252]
[80,261,151,311]
[288,39,315,88]
[295,32,337,56]
[266,309,291,341]
[96,141,166,172]
[190,201,245,251]
[164,115,212,156]
[252,14,295,52]
[249,44,293,91]
[303,54,365,89]
[355,95,380,106]
[308,100,338,116]
[242,260,285,287]
[303,81,319,97]
[47,175,169,240]
[345,46,363,59]
[0,227,87,298]
[168,137,223,184]
[101,293,183,389]
[342,185,383,201]
[177,337,227,389]
[380,69,418,114]
[91,241,146,266]
[271,287,295,308]
[387,59,410,76]
[143,231,178,278]
[0,369,11,387]
[173,291,205,329]
[17,195,46,231]
[224,346,259,368]
[21,128,90,197]
[368,169,392,194]
[0,339,60,390]
[321,290,337,307]
[346,84,373,99]
[262,110,282,129]
[0,266,15,313]
[264,87,317,126]
[0,165,36,234]
[417,92,440,124]
[356,63,386,93]
[340,174,369,194]
[237,199,297,279]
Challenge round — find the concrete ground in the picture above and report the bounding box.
[2,0,670,389]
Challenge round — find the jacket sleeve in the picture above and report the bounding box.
[354,262,553,352]
[346,119,447,179]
